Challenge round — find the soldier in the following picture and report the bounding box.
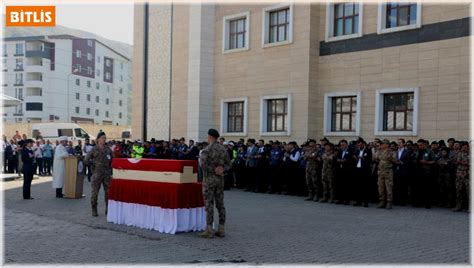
[437,147,452,208]
[453,142,470,212]
[304,139,319,201]
[320,143,336,203]
[199,129,231,238]
[375,139,396,209]
[85,131,113,217]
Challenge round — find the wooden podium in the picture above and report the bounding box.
[64,156,85,199]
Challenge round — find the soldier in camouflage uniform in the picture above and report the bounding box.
[199,129,231,238]
[375,139,396,209]
[304,139,320,201]
[85,131,113,217]
[453,142,470,212]
[320,143,336,203]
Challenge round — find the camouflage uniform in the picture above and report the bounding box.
[304,147,319,200]
[200,141,231,227]
[321,151,336,202]
[455,150,470,210]
[85,145,113,215]
[375,149,395,204]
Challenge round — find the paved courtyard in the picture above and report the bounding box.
[2,177,471,265]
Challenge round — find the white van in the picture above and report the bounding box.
[31,123,92,142]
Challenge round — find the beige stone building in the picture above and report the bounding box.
[132,2,471,143]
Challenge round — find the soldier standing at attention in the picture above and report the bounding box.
[85,132,113,217]
[199,129,231,238]
[375,139,396,209]
[304,139,319,201]
[320,143,336,203]
[453,141,470,212]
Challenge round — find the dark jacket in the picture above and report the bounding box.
[21,147,35,173]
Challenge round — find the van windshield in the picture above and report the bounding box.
[58,129,73,137]
[75,128,88,138]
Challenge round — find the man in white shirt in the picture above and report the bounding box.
[33,140,44,175]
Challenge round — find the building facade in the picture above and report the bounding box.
[133,3,471,142]
[2,35,132,126]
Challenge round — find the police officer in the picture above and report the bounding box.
[375,139,396,209]
[22,139,35,200]
[304,139,319,201]
[199,129,231,238]
[85,131,113,217]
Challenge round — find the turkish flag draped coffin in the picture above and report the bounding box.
[107,158,206,234]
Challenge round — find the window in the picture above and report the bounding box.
[223,12,250,53]
[87,66,92,75]
[76,50,81,58]
[87,94,91,101]
[87,81,91,88]
[119,100,122,106]
[119,112,122,119]
[15,73,23,85]
[75,93,80,100]
[375,88,419,136]
[96,82,100,89]
[106,98,109,105]
[15,43,24,55]
[87,53,92,61]
[15,58,23,70]
[97,56,100,63]
[96,69,100,76]
[119,87,123,94]
[262,4,293,47]
[323,92,361,136]
[75,79,80,86]
[58,129,73,136]
[87,40,93,47]
[26,102,43,111]
[106,59,111,67]
[377,2,421,34]
[86,108,90,115]
[227,102,244,133]
[75,128,88,138]
[325,3,363,42]
[15,88,23,100]
[75,107,80,114]
[120,75,123,82]
[95,109,99,116]
[260,95,292,136]
[105,111,109,118]
[105,72,111,80]
[77,64,82,72]
[96,96,99,103]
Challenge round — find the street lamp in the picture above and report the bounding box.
[67,68,79,122]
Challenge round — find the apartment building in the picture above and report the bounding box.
[2,35,132,125]
[133,2,470,142]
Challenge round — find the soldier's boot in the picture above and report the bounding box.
[198,225,214,239]
[304,194,314,201]
[215,224,225,238]
[92,205,98,217]
[453,203,462,212]
[386,201,393,209]
[376,201,386,209]
[312,195,319,202]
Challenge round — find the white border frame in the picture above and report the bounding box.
[261,3,294,48]
[260,94,292,136]
[377,2,422,35]
[220,97,248,137]
[374,88,419,136]
[325,2,364,43]
[323,91,361,137]
[222,11,250,54]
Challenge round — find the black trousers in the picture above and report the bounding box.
[256,164,268,192]
[355,167,370,205]
[394,167,409,205]
[245,166,257,191]
[43,157,52,174]
[269,165,282,193]
[22,170,33,199]
[35,158,43,175]
[337,168,352,202]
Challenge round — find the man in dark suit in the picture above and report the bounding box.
[353,139,372,207]
[336,140,354,205]
[394,138,410,206]
[244,139,258,192]
[22,139,35,200]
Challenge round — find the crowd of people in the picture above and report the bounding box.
[2,130,470,212]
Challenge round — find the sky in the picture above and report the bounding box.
[56,3,134,45]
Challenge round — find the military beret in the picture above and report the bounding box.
[208,128,220,138]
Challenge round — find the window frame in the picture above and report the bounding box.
[374,88,419,136]
[377,2,422,34]
[220,97,248,137]
[260,94,292,136]
[325,2,364,43]
[222,11,250,54]
[262,3,294,48]
[323,92,361,137]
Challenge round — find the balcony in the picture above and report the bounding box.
[26,72,43,82]
[26,57,43,66]
[14,65,24,72]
